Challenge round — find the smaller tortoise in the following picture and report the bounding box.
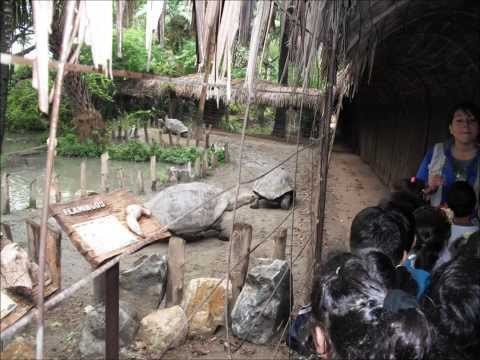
[251,168,295,210]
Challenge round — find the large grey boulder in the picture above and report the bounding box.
[145,182,229,238]
[231,259,291,344]
[120,254,168,300]
[79,301,139,358]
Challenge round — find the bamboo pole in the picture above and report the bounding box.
[117,168,125,188]
[186,131,191,146]
[167,130,173,147]
[80,160,87,198]
[1,173,11,215]
[211,152,219,169]
[158,129,165,147]
[150,155,157,191]
[101,152,109,193]
[272,228,287,260]
[35,2,75,358]
[166,236,185,307]
[53,175,62,203]
[230,223,252,305]
[29,179,37,209]
[194,157,202,178]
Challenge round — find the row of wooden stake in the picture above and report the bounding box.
[1,143,230,215]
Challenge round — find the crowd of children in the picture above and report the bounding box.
[288,178,480,359]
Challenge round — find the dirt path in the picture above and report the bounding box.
[2,132,387,359]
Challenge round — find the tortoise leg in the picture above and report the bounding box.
[250,198,260,209]
[280,193,292,209]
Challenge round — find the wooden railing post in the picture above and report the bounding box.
[230,223,252,305]
[166,236,185,307]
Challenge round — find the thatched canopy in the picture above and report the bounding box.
[116,73,324,110]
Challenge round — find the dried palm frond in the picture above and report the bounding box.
[31,0,53,114]
[145,0,165,72]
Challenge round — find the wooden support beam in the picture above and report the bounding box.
[166,236,185,307]
[105,263,119,360]
[272,228,287,260]
[230,223,252,305]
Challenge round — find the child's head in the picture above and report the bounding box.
[311,251,433,359]
[350,207,414,265]
[413,206,451,271]
[446,181,476,218]
[426,256,480,358]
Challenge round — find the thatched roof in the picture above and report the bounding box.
[116,73,324,110]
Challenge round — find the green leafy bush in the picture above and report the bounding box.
[57,133,103,157]
[107,141,150,161]
[6,80,71,132]
[153,146,202,164]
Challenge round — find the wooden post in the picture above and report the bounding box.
[143,122,149,144]
[211,152,219,169]
[1,223,13,243]
[29,179,37,209]
[202,150,209,175]
[80,160,87,198]
[105,263,119,360]
[25,219,62,289]
[194,157,202,178]
[175,133,180,147]
[136,170,145,195]
[150,155,157,191]
[205,125,212,149]
[166,236,185,307]
[224,143,230,163]
[272,228,287,260]
[1,173,10,215]
[167,130,173,147]
[230,223,252,305]
[186,131,191,147]
[116,169,125,188]
[101,152,109,193]
[158,129,165,148]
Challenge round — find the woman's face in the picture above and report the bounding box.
[449,110,479,145]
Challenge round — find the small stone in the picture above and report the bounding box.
[138,305,188,353]
[181,278,232,337]
[0,337,34,360]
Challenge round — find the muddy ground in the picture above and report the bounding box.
[1,132,387,359]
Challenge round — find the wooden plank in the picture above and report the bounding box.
[101,152,109,193]
[49,190,170,267]
[166,236,185,307]
[230,223,252,305]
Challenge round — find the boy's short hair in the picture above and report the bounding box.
[350,207,413,265]
[446,181,476,218]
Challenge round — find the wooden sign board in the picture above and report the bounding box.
[49,190,170,267]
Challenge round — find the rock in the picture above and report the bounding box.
[181,278,232,337]
[231,259,291,344]
[0,243,34,297]
[78,301,139,358]
[0,336,35,360]
[145,182,229,237]
[137,306,188,353]
[226,191,256,211]
[120,254,168,301]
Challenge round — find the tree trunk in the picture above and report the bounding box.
[272,4,292,138]
[257,105,266,127]
[0,0,14,148]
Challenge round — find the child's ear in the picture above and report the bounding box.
[312,325,328,356]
